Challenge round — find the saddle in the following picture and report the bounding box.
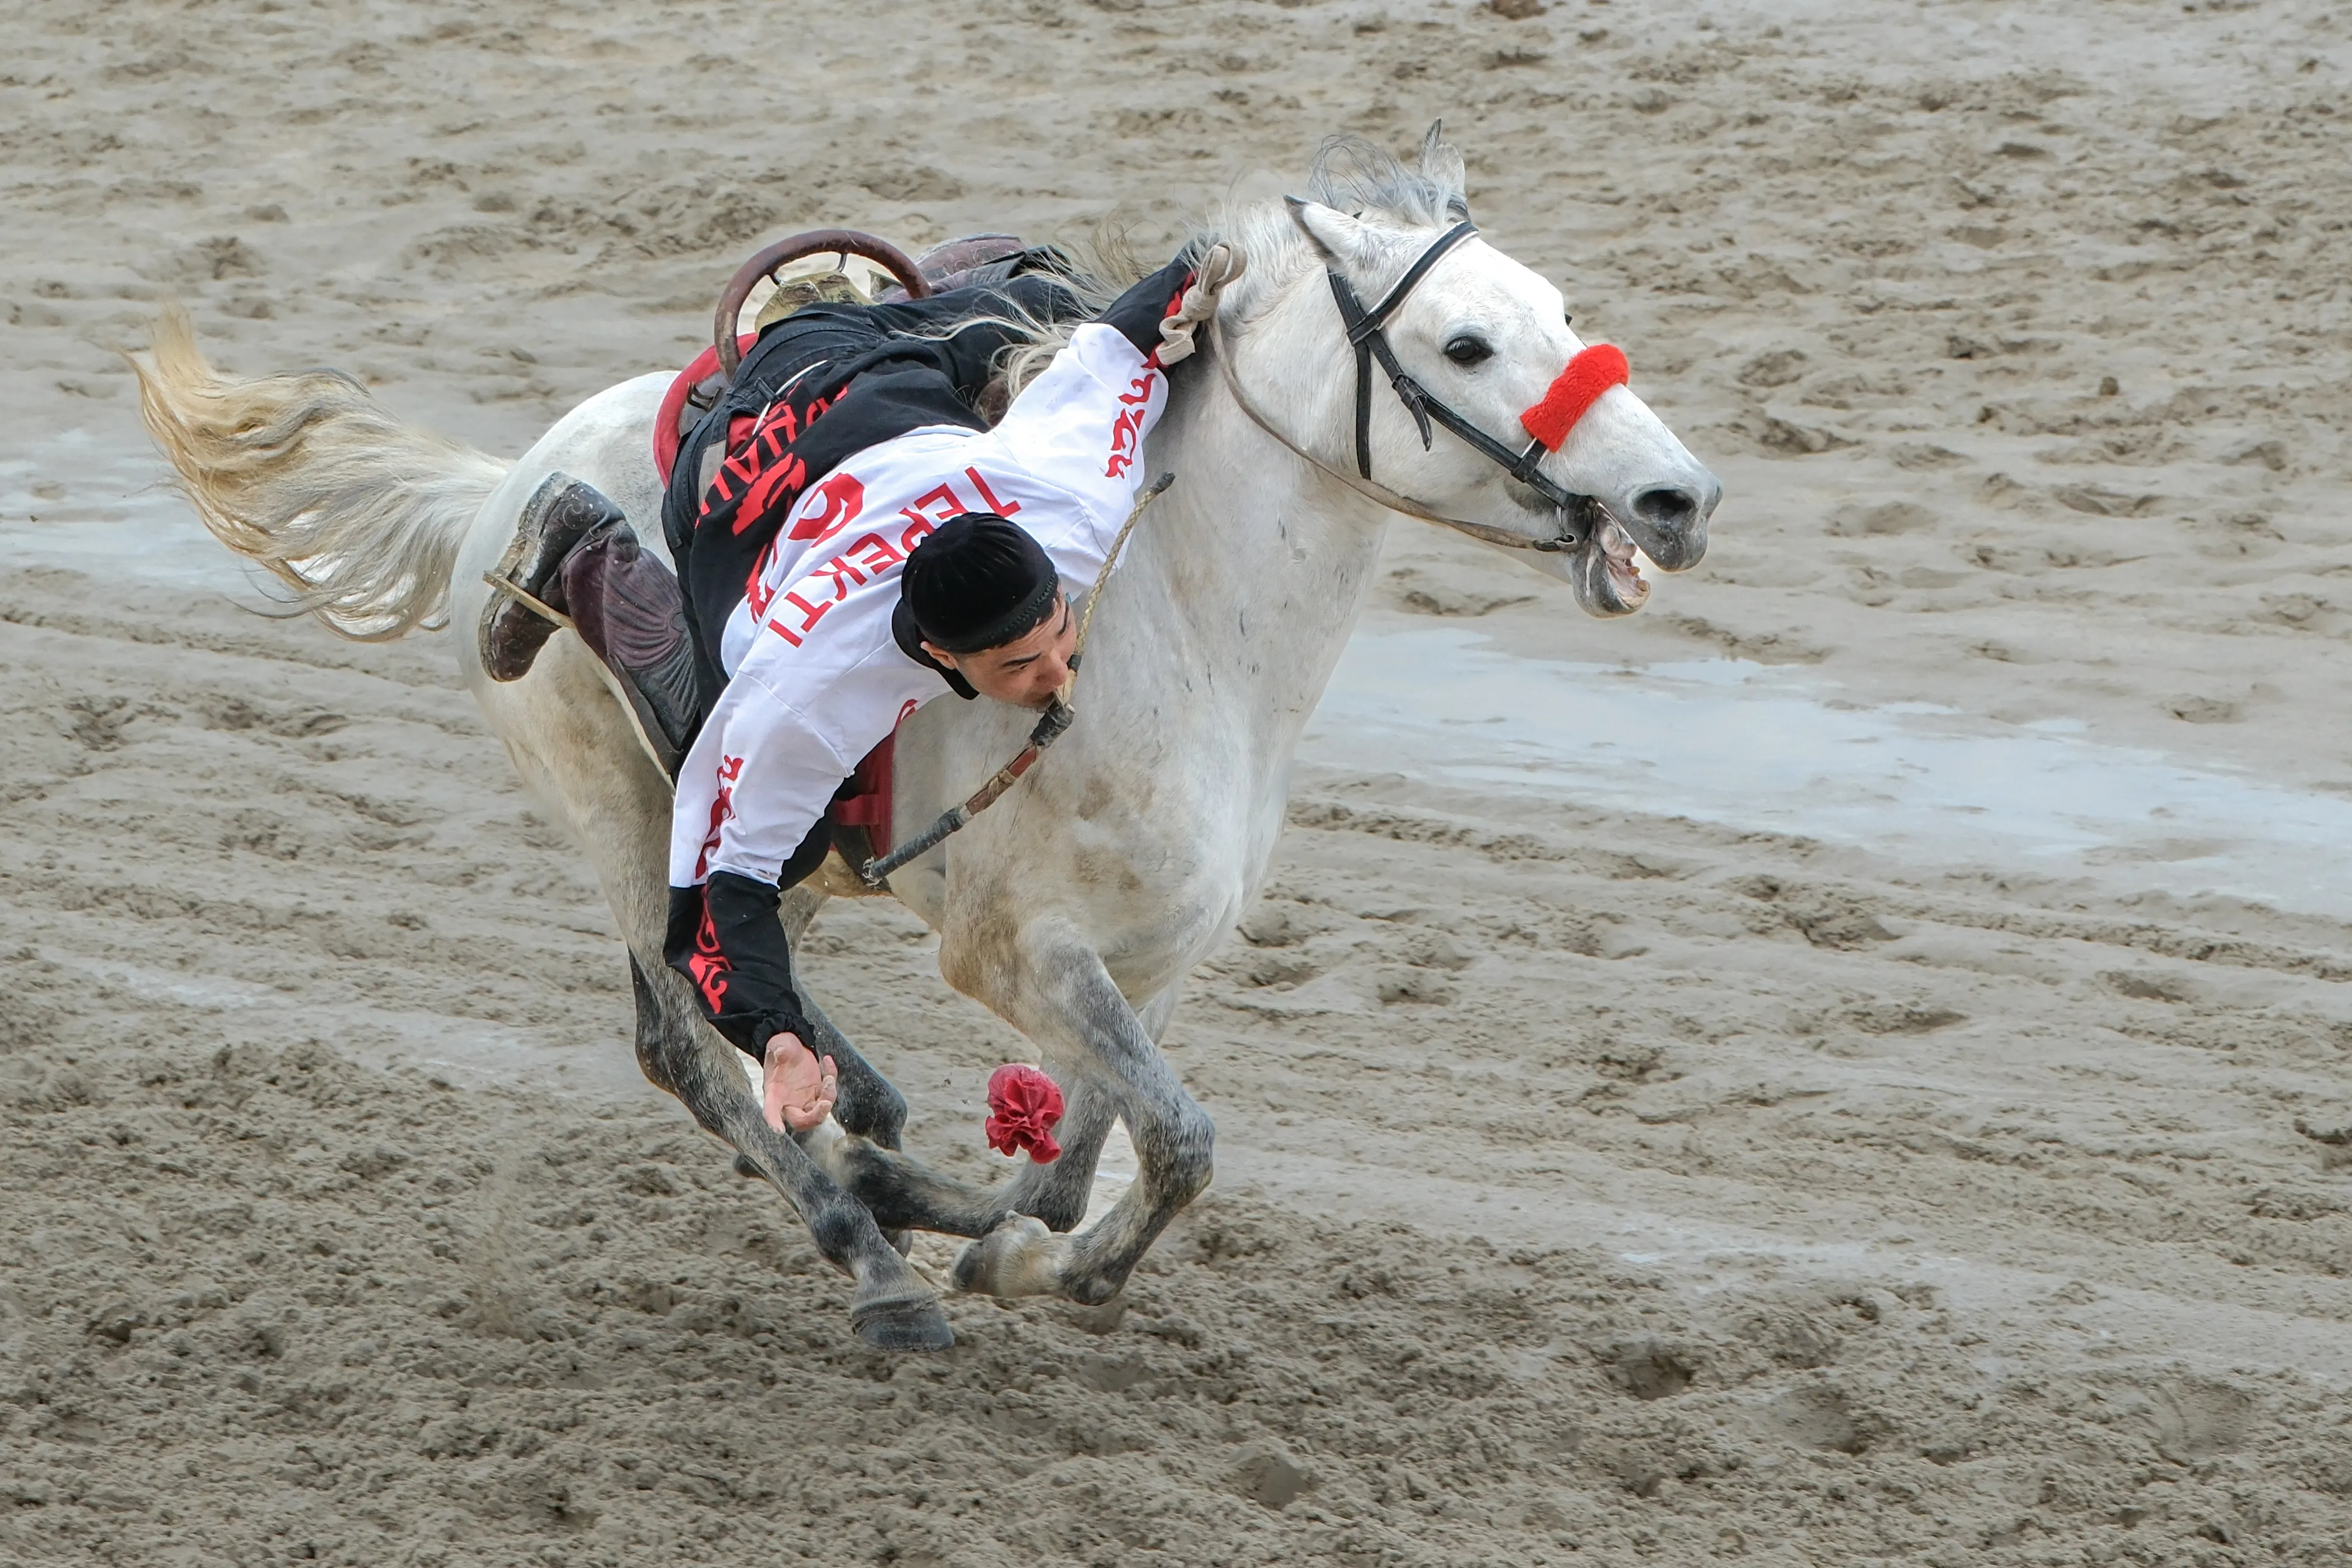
[651,231,1051,488]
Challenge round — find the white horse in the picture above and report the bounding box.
[135,132,1719,1351]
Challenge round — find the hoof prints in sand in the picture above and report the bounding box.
[3,1041,2347,1567]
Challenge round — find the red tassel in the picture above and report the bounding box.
[1520,343,1630,452]
[984,1063,1066,1163]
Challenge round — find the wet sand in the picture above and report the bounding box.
[6,0,2352,1562]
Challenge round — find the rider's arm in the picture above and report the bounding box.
[1093,257,1197,360]
[663,868,822,1060]
[662,674,845,1060]
[664,639,925,1059]
[980,259,1193,549]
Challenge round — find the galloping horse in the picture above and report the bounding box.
[136,130,1721,1350]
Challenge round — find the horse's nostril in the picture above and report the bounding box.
[1633,487,1698,532]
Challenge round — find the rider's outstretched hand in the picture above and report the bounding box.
[762,1032,839,1133]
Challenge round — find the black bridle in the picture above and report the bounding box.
[1321,219,1593,547]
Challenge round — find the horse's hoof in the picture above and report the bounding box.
[951,1214,1060,1298]
[848,1292,954,1353]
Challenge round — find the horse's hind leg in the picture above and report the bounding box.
[951,934,1213,1304]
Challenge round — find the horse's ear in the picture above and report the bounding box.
[1285,197,1375,267]
[1419,120,1470,220]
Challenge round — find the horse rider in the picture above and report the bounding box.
[477,242,1239,1137]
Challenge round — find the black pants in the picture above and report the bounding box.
[659,275,1083,710]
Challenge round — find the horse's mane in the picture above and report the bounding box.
[1218,125,1469,322]
[989,125,1469,394]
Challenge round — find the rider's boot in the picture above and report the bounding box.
[479,472,700,778]
[560,525,700,778]
[479,472,617,682]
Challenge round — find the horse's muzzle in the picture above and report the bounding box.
[1614,471,1721,573]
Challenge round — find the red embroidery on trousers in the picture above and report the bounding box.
[735,453,807,536]
[745,538,779,619]
[700,392,835,533]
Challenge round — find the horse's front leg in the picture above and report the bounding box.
[485,640,942,1346]
[708,892,911,1183]
[773,883,908,1151]
[996,984,1177,1229]
[950,932,1213,1304]
[803,987,1173,1238]
[628,955,952,1351]
[793,987,1012,1239]
[999,1073,1120,1231]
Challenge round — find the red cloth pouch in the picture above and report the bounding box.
[985,1063,1065,1163]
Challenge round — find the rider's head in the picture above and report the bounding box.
[901,513,1076,710]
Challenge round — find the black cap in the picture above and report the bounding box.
[901,513,1059,654]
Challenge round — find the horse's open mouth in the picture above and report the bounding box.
[1599,514,1649,606]
[1570,509,1650,617]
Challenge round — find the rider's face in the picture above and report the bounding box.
[925,593,1077,710]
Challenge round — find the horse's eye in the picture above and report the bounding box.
[1444,335,1493,367]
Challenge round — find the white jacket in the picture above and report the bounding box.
[669,322,1169,889]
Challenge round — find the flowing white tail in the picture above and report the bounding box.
[132,306,510,640]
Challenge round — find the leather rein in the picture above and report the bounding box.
[1208,218,1623,556]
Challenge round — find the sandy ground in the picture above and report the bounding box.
[6,0,2352,1562]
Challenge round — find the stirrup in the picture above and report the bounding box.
[480,573,571,632]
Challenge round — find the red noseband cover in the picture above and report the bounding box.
[1520,344,1630,452]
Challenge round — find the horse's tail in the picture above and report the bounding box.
[131,306,511,641]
